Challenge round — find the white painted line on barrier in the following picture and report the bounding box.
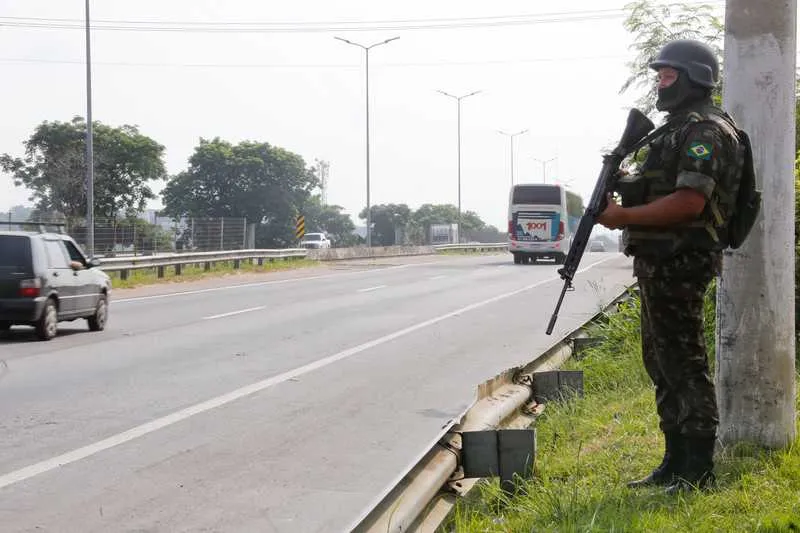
[0,256,618,491]
[203,306,265,320]
[358,285,387,293]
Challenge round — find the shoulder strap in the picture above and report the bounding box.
[627,116,683,154]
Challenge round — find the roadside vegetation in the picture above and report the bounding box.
[442,285,800,533]
[109,258,319,289]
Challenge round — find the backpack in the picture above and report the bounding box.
[727,127,761,249]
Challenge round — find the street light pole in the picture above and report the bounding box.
[533,156,557,184]
[437,90,481,239]
[84,0,94,257]
[498,129,528,187]
[335,36,399,248]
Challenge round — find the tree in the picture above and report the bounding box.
[300,195,356,247]
[359,204,412,246]
[68,216,173,255]
[467,225,507,243]
[460,210,487,233]
[620,1,723,114]
[623,0,800,364]
[0,205,33,223]
[408,204,488,243]
[161,138,318,248]
[412,203,460,228]
[0,117,166,222]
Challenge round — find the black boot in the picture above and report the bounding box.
[627,431,683,488]
[664,436,716,495]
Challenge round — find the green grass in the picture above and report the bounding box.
[442,285,800,533]
[108,258,319,289]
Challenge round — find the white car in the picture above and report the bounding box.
[300,233,331,249]
[589,240,606,252]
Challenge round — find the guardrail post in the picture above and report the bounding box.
[120,269,129,281]
[157,266,165,279]
[258,258,264,266]
[204,262,211,272]
[175,264,182,276]
[234,259,240,269]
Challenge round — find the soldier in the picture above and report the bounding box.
[598,39,745,494]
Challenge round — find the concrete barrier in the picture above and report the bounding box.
[307,245,436,261]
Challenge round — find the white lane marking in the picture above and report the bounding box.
[113,262,429,304]
[0,256,618,491]
[429,275,446,280]
[203,306,265,320]
[357,285,387,293]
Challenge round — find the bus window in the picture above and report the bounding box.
[565,190,584,233]
[512,185,561,205]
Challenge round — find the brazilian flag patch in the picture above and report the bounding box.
[688,141,713,160]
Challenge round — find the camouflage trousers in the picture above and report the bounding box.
[638,276,719,438]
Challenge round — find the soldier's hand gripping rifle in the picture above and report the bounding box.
[545,108,656,335]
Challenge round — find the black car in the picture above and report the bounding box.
[0,227,112,340]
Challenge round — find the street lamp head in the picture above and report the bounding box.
[367,36,400,49]
[439,89,482,101]
[336,35,400,51]
[498,129,528,139]
[334,36,361,48]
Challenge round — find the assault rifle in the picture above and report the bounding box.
[545,108,656,335]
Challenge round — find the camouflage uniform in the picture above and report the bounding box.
[621,99,741,441]
[636,253,719,439]
[616,38,747,493]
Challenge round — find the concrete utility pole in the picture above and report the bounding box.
[717,0,797,448]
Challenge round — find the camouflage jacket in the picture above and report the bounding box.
[618,98,742,277]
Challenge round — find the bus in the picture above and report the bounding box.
[507,183,584,264]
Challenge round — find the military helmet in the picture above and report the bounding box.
[649,39,719,88]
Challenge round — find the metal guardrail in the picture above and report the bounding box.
[95,243,508,280]
[98,248,308,280]
[350,285,637,533]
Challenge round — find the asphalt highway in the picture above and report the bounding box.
[0,252,634,533]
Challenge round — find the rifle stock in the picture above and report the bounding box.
[545,108,655,335]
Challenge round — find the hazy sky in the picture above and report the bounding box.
[0,0,725,229]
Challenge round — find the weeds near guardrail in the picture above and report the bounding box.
[443,288,800,533]
[109,258,318,289]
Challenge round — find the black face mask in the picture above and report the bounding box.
[656,72,707,112]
